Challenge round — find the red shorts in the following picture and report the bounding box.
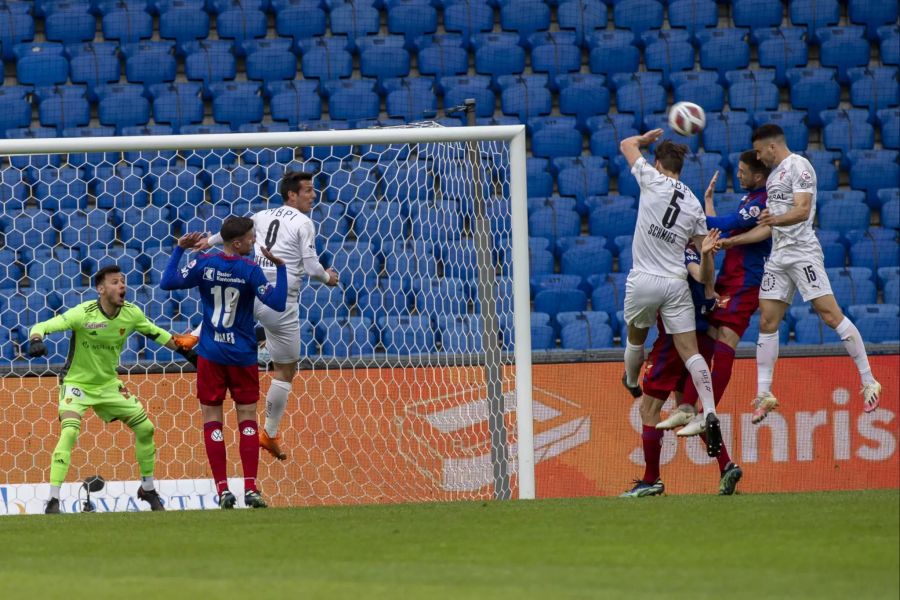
[642,323,716,401]
[196,356,260,406]
[707,285,760,338]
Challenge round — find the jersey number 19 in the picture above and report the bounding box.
[211,285,240,328]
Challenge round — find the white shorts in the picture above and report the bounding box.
[623,271,696,335]
[759,248,833,305]
[254,299,301,364]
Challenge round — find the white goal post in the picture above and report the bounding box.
[0,124,535,510]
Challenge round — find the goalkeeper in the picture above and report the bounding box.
[28,265,198,514]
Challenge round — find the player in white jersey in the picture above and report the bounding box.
[194,171,339,460]
[619,129,724,457]
[748,124,882,421]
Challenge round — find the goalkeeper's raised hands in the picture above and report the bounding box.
[27,336,47,358]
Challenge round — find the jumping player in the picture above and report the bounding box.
[619,129,723,457]
[161,217,287,509]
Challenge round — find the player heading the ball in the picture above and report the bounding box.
[161,216,287,509]
[619,128,724,457]
[28,265,199,514]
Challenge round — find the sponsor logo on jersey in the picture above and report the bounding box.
[242,426,256,436]
[203,267,215,281]
[211,429,223,442]
[70,387,82,397]
[84,322,108,330]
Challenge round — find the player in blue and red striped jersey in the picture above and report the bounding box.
[160,217,287,510]
[622,231,737,497]
[657,151,772,440]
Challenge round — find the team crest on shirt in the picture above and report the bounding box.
[119,328,126,336]
[181,259,197,278]
[799,170,813,188]
[761,272,776,292]
[779,170,786,180]
[258,284,271,296]
[749,206,761,217]
[203,267,215,281]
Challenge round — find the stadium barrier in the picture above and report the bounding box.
[2,353,895,513]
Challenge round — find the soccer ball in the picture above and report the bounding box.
[668,101,706,136]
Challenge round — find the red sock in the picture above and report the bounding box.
[238,420,260,493]
[203,421,229,495]
[642,425,664,483]
[712,341,736,404]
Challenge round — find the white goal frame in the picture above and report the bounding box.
[0,125,536,501]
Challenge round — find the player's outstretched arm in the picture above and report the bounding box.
[255,248,288,312]
[718,224,772,250]
[704,172,718,216]
[27,305,85,356]
[159,233,204,291]
[758,193,811,227]
[695,229,720,286]
[619,129,663,168]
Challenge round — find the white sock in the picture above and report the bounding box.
[684,354,716,416]
[190,324,202,337]
[756,331,779,396]
[834,317,876,385]
[264,379,292,438]
[623,342,645,387]
[141,476,155,492]
[50,485,61,500]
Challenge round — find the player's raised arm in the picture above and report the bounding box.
[255,247,288,312]
[27,305,87,357]
[619,128,663,168]
[703,172,718,216]
[160,232,205,291]
[718,224,773,249]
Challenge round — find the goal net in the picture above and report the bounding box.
[0,124,535,513]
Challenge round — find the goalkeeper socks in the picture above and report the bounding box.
[203,421,229,495]
[141,476,155,492]
[835,317,876,385]
[641,425,664,483]
[623,342,645,388]
[712,341,736,404]
[238,420,260,493]
[756,331,779,396]
[264,379,292,438]
[50,486,61,500]
[127,413,156,479]
[49,417,81,487]
[685,354,716,416]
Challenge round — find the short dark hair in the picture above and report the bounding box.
[279,170,314,200]
[654,140,689,174]
[220,216,255,242]
[739,150,771,178]
[94,264,123,287]
[751,123,785,143]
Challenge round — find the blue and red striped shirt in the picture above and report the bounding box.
[707,188,771,292]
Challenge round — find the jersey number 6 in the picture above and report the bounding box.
[662,190,683,228]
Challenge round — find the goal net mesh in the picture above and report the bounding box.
[0,129,523,511]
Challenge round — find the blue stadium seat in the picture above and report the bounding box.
[123,41,177,87]
[416,278,469,316]
[558,234,607,260]
[210,82,263,129]
[828,268,878,308]
[590,274,628,325]
[269,80,322,125]
[727,69,779,113]
[0,3,34,62]
[387,0,437,49]
[530,323,556,350]
[848,150,900,207]
[818,201,870,235]
[245,39,297,84]
[184,40,236,97]
[822,241,847,268]
[612,73,666,129]
[275,2,327,50]
[15,43,69,87]
[379,316,435,354]
[45,3,96,44]
[794,317,842,345]
[589,30,640,77]
[642,31,694,87]
[589,206,637,239]
[877,265,900,288]
[701,112,752,165]
[417,36,468,79]
[849,67,900,123]
[329,243,380,300]
[441,239,479,280]
[613,0,664,42]
[149,83,204,132]
[849,0,899,41]
[33,166,89,212]
[667,0,717,39]
[879,25,899,66]
[437,314,484,354]
[528,195,578,217]
[385,78,437,121]
[849,304,898,326]
[534,288,588,324]
[755,28,809,87]
[527,158,553,198]
[351,201,406,249]
[0,168,29,209]
[499,74,551,119]
[855,316,900,343]
[557,156,609,202]
[0,86,35,133]
[817,26,870,83]
[698,29,750,84]
[530,117,583,159]
[557,74,610,131]
[557,0,607,46]
[588,114,638,161]
[385,241,438,281]
[97,84,150,131]
[101,3,153,42]
[330,1,380,52]
[67,42,120,101]
[818,190,867,212]
[561,317,614,349]
[501,0,552,45]
[754,110,809,150]
[474,33,526,82]
[36,85,90,132]
[159,0,210,49]
[298,283,349,324]
[325,79,380,123]
[790,0,839,42]
[216,6,267,56]
[317,317,375,358]
[443,0,494,48]
[878,108,900,149]
[530,32,582,87]
[561,244,613,279]
[359,36,411,83]
[850,238,900,272]
[803,149,840,191]
[886,279,900,305]
[679,153,725,198]
[442,75,496,118]
[883,198,900,230]
[733,0,783,30]
[298,37,353,81]
[787,68,841,127]
[822,109,875,156]
[356,280,412,322]
[584,195,635,215]
[671,70,724,114]
[529,207,581,246]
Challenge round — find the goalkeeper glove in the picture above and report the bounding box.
[175,347,198,367]
[27,337,47,358]
[172,333,199,351]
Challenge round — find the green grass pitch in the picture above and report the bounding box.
[1,490,897,599]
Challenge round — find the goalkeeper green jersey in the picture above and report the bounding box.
[30,300,173,389]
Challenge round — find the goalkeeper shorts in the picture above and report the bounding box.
[58,382,146,423]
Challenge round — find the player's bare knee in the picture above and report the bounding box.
[236,403,257,423]
[812,298,844,329]
[672,332,698,360]
[273,361,297,382]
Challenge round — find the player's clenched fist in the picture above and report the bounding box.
[27,336,47,357]
[324,268,339,286]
